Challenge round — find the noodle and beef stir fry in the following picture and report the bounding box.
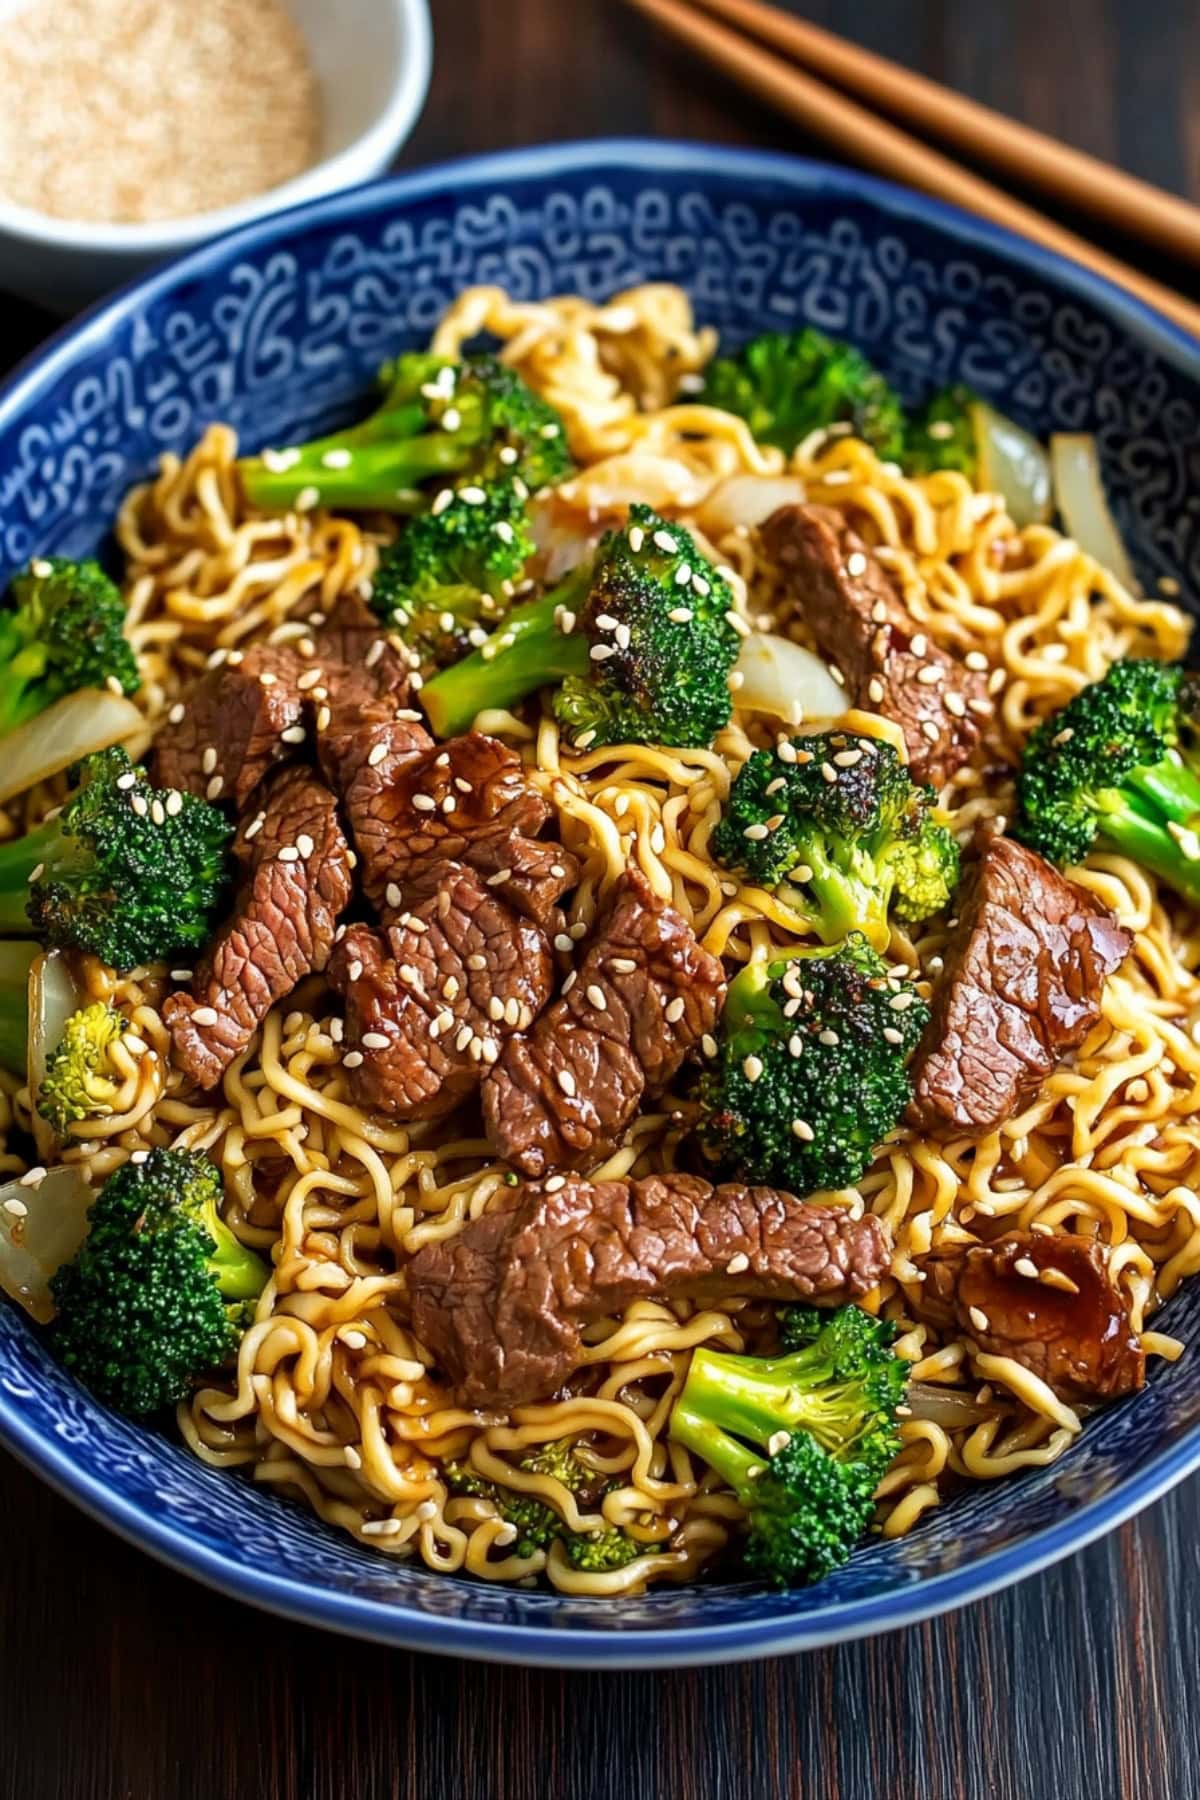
[1,283,1196,1596]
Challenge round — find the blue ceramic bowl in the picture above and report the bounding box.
[1,142,1198,1668]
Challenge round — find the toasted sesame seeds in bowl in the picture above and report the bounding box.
[0,0,432,312]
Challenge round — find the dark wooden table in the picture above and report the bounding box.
[2,3,1198,1796]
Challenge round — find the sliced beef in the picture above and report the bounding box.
[408,1173,890,1408]
[909,836,1131,1134]
[328,864,555,1120]
[153,641,307,808]
[481,866,726,1177]
[164,765,353,1088]
[918,1231,1144,1400]
[314,592,414,706]
[436,831,581,933]
[761,503,990,788]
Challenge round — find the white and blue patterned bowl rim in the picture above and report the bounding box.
[0,140,1198,1667]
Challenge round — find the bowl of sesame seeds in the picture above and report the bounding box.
[0,0,432,311]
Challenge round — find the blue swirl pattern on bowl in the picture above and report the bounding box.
[0,142,1197,1666]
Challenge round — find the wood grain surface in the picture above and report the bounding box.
[1,3,1198,1796]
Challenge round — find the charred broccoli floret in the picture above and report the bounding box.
[697,936,928,1196]
[712,733,960,948]
[239,354,572,514]
[421,503,742,746]
[37,1001,128,1138]
[49,1148,269,1416]
[905,384,978,476]
[0,747,233,971]
[370,480,533,669]
[669,1303,907,1587]
[1015,658,1200,903]
[699,328,907,460]
[0,557,139,735]
[443,1437,650,1569]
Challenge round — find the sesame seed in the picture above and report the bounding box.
[767,1430,792,1456]
[361,1031,389,1051]
[587,983,608,1011]
[442,407,462,433]
[675,563,692,587]
[945,692,966,717]
[889,991,915,1011]
[653,529,676,553]
[968,1305,990,1333]
[965,650,989,671]
[277,845,300,863]
[743,823,770,841]
[1051,727,1075,746]
[488,996,505,1022]
[743,1054,763,1082]
[820,762,837,784]
[167,702,186,725]
[791,1118,814,1141]
[411,793,436,811]
[725,608,751,637]
[921,720,941,743]
[569,921,588,940]
[192,1006,219,1026]
[361,1518,403,1539]
[486,867,513,887]
[557,1068,577,1097]
[545,1174,566,1193]
[668,606,694,624]
[201,747,218,774]
[18,1166,47,1190]
[628,526,645,553]
[882,1026,904,1045]
[590,643,615,661]
[917,665,944,686]
[459,486,487,505]
[3,1196,27,1218]
[702,1033,717,1058]
[207,648,229,670]
[348,959,364,982]
[295,486,320,512]
[664,996,685,1023]
[554,933,573,953]
[431,488,454,516]
[282,725,307,745]
[610,958,637,974]
[726,1252,750,1274]
[202,775,221,802]
[818,1028,839,1046]
[833,749,862,767]
[910,633,928,657]
[1013,1257,1040,1279]
[728,670,745,690]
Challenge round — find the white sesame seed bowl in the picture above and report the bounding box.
[0,142,1198,1666]
[0,0,432,313]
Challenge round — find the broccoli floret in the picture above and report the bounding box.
[699,328,907,461]
[1015,658,1200,903]
[444,1437,648,1567]
[905,384,978,477]
[712,733,960,948]
[421,503,742,747]
[37,1001,128,1138]
[697,936,928,1195]
[669,1303,907,1587]
[48,1147,269,1416]
[0,557,140,735]
[239,354,572,514]
[371,481,532,669]
[0,746,233,971]
[0,939,35,1076]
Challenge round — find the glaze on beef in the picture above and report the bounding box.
[481,867,726,1177]
[164,765,353,1088]
[407,1173,890,1408]
[918,1231,1144,1400]
[909,837,1131,1134]
[153,641,307,807]
[327,864,555,1120]
[761,503,990,787]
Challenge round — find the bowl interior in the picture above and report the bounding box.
[0,143,1198,1664]
[288,0,404,160]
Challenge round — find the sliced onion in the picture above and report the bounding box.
[559,453,713,516]
[971,402,1052,528]
[904,1380,992,1430]
[732,632,847,723]
[528,494,603,584]
[0,688,144,806]
[0,1164,94,1324]
[28,951,86,1162]
[697,474,808,540]
[1050,432,1136,590]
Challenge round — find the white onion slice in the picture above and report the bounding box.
[0,1164,94,1324]
[28,951,86,1162]
[971,403,1052,528]
[903,1380,992,1429]
[560,453,713,516]
[1050,432,1137,590]
[732,632,847,723]
[697,474,808,540]
[0,688,143,805]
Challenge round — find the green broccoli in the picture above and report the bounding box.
[669,1303,907,1587]
[48,1147,269,1416]
[37,1001,129,1138]
[0,939,36,1077]
[697,936,928,1196]
[370,480,533,669]
[712,732,960,949]
[1015,658,1200,903]
[239,354,572,514]
[0,557,140,736]
[905,384,977,476]
[420,503,742,747]
[444,1436,648,1568]
[698,328,907,461]
[0,746,233,971]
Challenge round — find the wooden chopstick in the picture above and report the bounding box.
[624,0,1200,340]
[689,0,1200,269]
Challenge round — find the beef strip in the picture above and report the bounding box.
[328,864,555,1120]
[408,1172,890,1408]
[164,765,353,1088]
[909,836,1131,1134]
[481,866,727,1177]
[314,592,414,706]
[917,1231,1144,1400]
[760,503,991,787]
[153,641,308,808]
[412,830,580,933]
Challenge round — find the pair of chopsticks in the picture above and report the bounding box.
[623,0,1200,340]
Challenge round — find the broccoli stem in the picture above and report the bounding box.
[0,644,52,736]
[673,1347,805,1451]
[208,1213,271,1302]
[420,570,592,738]
[790,845,885,947]
[1124,755,1200,827]
[241,424,476,513]
[1096,797,1200,906]
[0,941,34,1076]
[669,1394,761,1499]
[0,820,58,938]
